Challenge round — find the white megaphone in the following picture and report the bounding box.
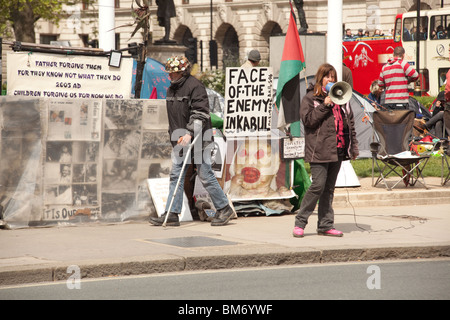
[325,81,352,105]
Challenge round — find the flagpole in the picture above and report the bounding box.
[290,0,308,88]
[276,0,306,130]
[327,0,343,81]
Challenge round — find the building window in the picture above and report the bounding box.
[225,0,232,2]
[115,0,120,8]
[182,0,189,4]
[40,34,58,45]
[222,26,239,68]
[80,34,89,47]
[403,16,428,41]
[430,14,450,39]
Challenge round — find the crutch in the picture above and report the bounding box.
[163,120,202,227]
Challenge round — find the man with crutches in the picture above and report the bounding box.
[149,56,234,227]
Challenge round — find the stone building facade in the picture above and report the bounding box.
[3,0,450,78]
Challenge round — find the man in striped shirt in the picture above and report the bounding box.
[378,46,419,110]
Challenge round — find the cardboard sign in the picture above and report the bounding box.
[281,137,305,159]
[224,67,273,137]
[146,178,192,221]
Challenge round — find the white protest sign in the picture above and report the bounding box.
[146,178,192,222]
[281,137,305,159]
[7,52,133,99]
[224,67,273,137]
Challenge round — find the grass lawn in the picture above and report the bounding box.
[350,157,446,177]
[302,157,447,178]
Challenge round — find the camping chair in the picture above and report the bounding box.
[441,110,450,185]
[370,110,432,191]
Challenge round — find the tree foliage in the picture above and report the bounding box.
[131,0,150,39]
[0,0,82,42]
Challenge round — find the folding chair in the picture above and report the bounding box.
[441,110,450,185]
[371,110,432,190]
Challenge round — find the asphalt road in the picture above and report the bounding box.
[1,258,449,302]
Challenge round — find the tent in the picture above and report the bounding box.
[131,58,170,99]
[350,90,377,158]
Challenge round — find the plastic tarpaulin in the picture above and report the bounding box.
[0,96,172,229]
[0,98,44,228]
[131,58,170,99]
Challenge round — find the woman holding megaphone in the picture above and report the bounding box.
[293,63,359,238]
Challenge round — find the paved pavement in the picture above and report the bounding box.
[1,177,450,286]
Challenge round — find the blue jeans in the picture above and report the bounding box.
[165,150,229,214]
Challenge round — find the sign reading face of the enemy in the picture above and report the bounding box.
[224,67,273,137]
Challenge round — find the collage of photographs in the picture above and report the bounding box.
[0,93,295,226]
[0,97,174,225]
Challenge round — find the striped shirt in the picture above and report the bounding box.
[378,57,418,104]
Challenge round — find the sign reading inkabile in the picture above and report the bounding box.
[224,67,273,137]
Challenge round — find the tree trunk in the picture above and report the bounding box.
[11,2,36,43]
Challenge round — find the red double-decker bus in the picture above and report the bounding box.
[344,8,450,97]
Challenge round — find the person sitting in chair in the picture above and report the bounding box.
[417,92,450,139]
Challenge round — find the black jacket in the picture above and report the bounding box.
[166,75,212,149]
[300,84,359,163]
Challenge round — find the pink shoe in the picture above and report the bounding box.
[293,226,304,238]
[318,229,343,237]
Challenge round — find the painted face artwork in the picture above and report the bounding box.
[229,138,290,199]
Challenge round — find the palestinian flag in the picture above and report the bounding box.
[275,1,306,129]
[276,1,310,209]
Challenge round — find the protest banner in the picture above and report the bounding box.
[224,67,273,137]
[7,52,133,99]
[221,67,294,204]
